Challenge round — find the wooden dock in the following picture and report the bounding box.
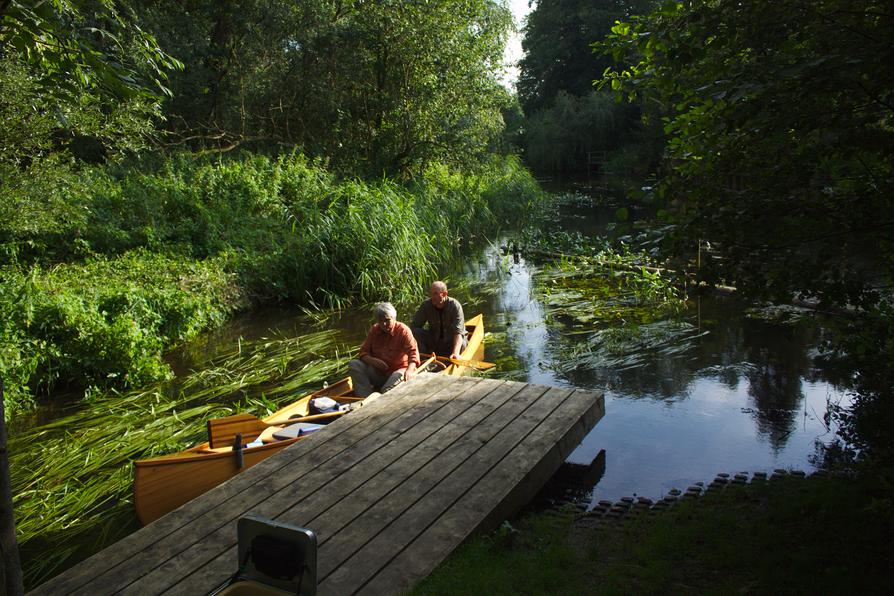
[32,374,604,595]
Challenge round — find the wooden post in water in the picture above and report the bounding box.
[0,379,24,596]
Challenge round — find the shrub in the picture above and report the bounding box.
[1,152,545,415]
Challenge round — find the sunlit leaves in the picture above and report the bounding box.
[0,0,182,101]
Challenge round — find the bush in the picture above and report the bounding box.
[0,252,242,409]
[1,152,545,415]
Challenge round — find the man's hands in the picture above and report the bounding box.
[403,362,417,382]
[449,333,463,361]
[361,355,388,372]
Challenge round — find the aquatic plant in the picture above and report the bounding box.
[1,152,545,416]
[549,320,707,374]
[9,327,351,588]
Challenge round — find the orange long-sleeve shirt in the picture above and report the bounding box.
[358,321,420,373]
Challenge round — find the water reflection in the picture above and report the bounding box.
[447,237,849,504]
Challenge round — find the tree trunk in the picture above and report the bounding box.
[0,379,24,596]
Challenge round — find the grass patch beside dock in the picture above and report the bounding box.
[414,473,894,594]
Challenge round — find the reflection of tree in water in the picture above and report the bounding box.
[696,299,831,450]
[742,323,813,450]
[745,360,804,448]
[551,293,830,451]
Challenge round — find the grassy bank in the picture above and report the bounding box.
[1,152,544,415]
[414,472,893,594]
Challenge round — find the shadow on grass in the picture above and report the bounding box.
[414,473,894,595]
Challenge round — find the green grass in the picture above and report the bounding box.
[415,474,894,595]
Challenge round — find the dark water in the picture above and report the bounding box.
[453,240,846,505]
[178,196,849,506]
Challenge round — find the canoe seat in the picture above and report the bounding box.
[208,414,267,449]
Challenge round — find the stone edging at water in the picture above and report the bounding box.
[573,469,833,529]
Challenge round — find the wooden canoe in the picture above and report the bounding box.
[133,314,484,525]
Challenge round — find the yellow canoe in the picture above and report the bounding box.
[133,314,485,525]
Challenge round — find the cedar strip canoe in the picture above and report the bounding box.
[133,314,484,525]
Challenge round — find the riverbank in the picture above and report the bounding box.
[1,152,544,416]
[414,469,893,594]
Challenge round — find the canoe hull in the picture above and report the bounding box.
[133,438,298,525]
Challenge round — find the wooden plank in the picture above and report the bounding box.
[361,389,605,595]
[302,381,529,543]
[314,381,554,585]
[158,377,513,596]
[109,377,491,595]
[317,384,577,595]
[30,373,446,595]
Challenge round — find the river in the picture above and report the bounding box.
[171,191,849,505]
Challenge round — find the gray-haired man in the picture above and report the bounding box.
[349,302,420,398]
[411,281,467,360]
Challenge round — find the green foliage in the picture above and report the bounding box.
[1,153,544,415]
[133,0,512,175]
[523,233,686,322]
[0,54,160,169]
[524,91,638,175]
[599,0,894,462]
[517,0,655,115]
[600,0,894,308]
[0,0,181,101]
[515,0,657,175]
[0,252,240,409]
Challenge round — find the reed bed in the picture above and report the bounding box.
[2,153,545,416]
[10,327,351,588]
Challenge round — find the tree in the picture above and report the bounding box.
[0,1,182,166]
[601,0,894,459]
[517,0,653,115]
[524,90,632,174]
[135,0,513,176]
[515,0,654,175]
[1,0,180,101]
[602,0,893,307]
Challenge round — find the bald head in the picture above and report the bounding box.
[429,281,448,309]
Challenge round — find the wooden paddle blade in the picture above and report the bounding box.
[207,413,267,449]
[423,353,496,371]
[448,358,495,371]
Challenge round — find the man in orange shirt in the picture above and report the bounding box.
[349,302,420,398]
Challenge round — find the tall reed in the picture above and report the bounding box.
[1,152,545,415]
[10,327,351,588]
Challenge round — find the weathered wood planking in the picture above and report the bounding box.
[31,375,604,596]
[30,373,449,595]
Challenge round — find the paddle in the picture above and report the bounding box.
[423,353,496,371]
